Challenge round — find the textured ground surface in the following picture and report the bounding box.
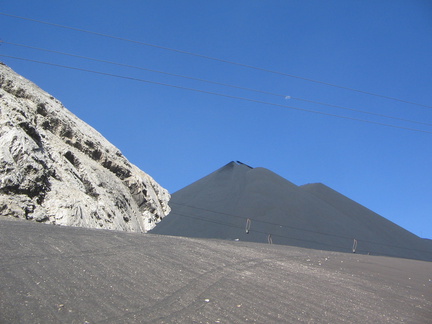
[1,218,431,323]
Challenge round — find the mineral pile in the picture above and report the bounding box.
[0,63,170,232]
[152,161,432,261]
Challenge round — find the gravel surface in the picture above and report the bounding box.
[1,218,431,323]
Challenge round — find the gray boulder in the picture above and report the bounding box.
[0,62,170,232]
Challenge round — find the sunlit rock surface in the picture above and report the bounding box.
[0,63,170,232]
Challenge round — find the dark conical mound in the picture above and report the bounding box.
[151,161,432,261]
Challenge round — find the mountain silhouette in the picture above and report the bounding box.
[151,161,432,261]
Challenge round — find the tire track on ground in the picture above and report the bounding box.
[98,258,270,323]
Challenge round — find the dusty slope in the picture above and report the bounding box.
[0,63,170,231]
[0,218,431,323]
[151,161,432,261]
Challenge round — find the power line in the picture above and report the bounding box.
[170,201,432,253]
[166,207,432,256]
[1,12,431,109]
[166,210,355,251]
[170,202,432,254]
[3,41,431,128]
[2,53,432,134]
[1,53,429,256]
[1,42,286,98]
[2,54,432,135]
[171,201,353,240]
[290,96,432,128]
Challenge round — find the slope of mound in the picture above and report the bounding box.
[152,162,432,261]
[1,218,431,323]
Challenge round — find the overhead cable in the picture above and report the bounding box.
[289,96,432,127]
[171,201,354,240]
[170,202,432,254]
[3,41,431,128]
[1,12,431,109]
[167,210,431,257]
[1,54,431,135]
[1,41,288,97]
[170,211,354,251]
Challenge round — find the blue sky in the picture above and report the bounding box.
[1,1,431,239]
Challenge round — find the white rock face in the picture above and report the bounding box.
[0,63,170,232]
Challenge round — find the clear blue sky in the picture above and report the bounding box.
[1,1,431,239]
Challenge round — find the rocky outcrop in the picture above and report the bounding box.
[0,63,170,232]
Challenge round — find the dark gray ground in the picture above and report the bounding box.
[1,218,431,323]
